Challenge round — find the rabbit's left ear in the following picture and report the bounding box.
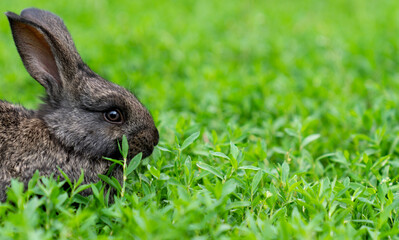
[5,8,83,99]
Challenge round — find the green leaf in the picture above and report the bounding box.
[75,184,92,195]
[301,134,320,149]
[126,152,142,176]
[181,131,200,151]
[23,197,43,220]
[315,152,336,162]
[261,140,267,155]
[91,184,100,199]
[157,146,172,152]
[284,128,299,138]
[226,201,251,210]
[28,171,40,190]
[73,194,89,205]
[281,162,290,183]
[103,157,123,166]
[288,181,303,193]
[239,166,261,171]
[210,151,230,160]
[122,135,129,159]
[57,167,72,188]
[98,174,121,192]
[167,177,181,186]
[251,170,263,195]
[379,199,399,227]
[362,153,368,164]
[111,177,122,192]
[57,193,69,205]
[196,162,224,180]
[221,179,237,198]
[230,142,239,159]
[371,155,390,170]
[159,173,170,180]
[105,188,111,206]
[229,155,238,170]
[147,165,160,179]
[8,180,24,203]
[184,155,192,176]
[74,168,85,188]
[177,185,190,202]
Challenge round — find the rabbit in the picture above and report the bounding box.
[0,8,159,201]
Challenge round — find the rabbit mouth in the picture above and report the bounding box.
[125,142,154,160]
[127,126,159,159]
[103,127,159,160]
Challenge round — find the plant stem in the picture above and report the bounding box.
[121,156,127,198]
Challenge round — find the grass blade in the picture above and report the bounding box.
[181,131,200,151]
[301,134,321,149]
[251,170,263,195]
[126,152,142,176]
[122,135,129,159]
[98,174,121,193]
[197,162,224,180]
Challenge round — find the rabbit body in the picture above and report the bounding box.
[0,9,159,201]
[0,101,112,200]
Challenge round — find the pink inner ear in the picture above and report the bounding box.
[15,22,61,86]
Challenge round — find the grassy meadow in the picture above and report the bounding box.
[1,0,399,239]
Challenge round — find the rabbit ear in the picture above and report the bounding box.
[5,8,83,98]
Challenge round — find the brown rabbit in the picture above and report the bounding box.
[0,8,159,201]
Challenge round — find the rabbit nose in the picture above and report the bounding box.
[152,127,159,147]
[128,126,159,158]
[143,127,159,157]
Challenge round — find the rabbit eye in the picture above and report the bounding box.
[104,109,123,124]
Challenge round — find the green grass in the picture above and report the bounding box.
[1,0,399,239]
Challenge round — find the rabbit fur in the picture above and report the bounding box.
[0,8,159,201]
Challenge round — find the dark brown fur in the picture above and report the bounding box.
[0,8,159,201]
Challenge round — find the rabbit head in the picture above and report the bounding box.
[6,8,159,160]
